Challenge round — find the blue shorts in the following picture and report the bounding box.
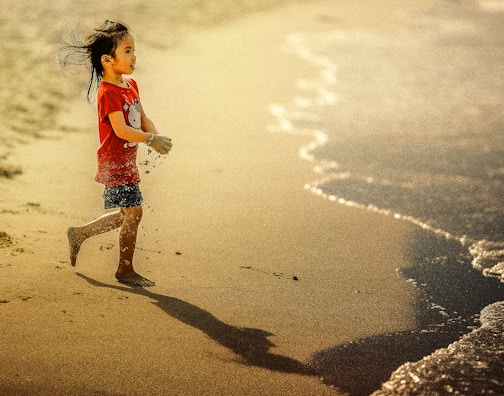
[103,183,143,209]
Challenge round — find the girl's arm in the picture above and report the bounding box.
[108,110,172,154]
[108,111,152,142]
[140,103,159,134]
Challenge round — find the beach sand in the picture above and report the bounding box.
[1,1,436,394]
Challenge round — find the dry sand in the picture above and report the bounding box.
[1,1,435,394]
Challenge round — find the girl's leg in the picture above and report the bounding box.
[115,206,154,287]
[67,210,124,266]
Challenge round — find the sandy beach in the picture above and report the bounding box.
[0,1,444,394]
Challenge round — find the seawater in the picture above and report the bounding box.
[269,1,504,394]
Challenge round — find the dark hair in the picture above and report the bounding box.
[58,20,130,103]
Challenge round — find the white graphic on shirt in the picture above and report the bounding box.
[128,102,141,129]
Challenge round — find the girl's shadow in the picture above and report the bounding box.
[75,273,311,375]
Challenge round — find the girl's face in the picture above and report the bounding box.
[110,34,136,75]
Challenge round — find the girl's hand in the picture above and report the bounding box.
[149,135,172,155]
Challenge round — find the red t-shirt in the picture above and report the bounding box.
[95,78,142,187]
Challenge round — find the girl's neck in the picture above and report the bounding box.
[102,74,127,87]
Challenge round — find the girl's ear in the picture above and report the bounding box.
[101,54,113,66]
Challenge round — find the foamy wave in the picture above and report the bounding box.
[269,30,504,283]
[470,240,504,281]
[374,301,504,395]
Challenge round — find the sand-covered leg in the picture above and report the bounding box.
[115,206,154,286]
[67,227,83,266]
[66,210,124,266]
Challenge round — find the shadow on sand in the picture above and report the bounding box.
[76,227,504,395]
[76,272,312,376]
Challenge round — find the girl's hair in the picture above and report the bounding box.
[58,20,130,103]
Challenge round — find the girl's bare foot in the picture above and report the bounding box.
[115,270,155,287]
[67,227,83,266]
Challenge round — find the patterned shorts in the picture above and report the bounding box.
[103,183,143,209]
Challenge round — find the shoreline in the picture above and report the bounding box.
[0,1,446,394]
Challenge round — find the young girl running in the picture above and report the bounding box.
[60,20,172,286]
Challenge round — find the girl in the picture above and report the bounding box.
[60,20,172,286]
